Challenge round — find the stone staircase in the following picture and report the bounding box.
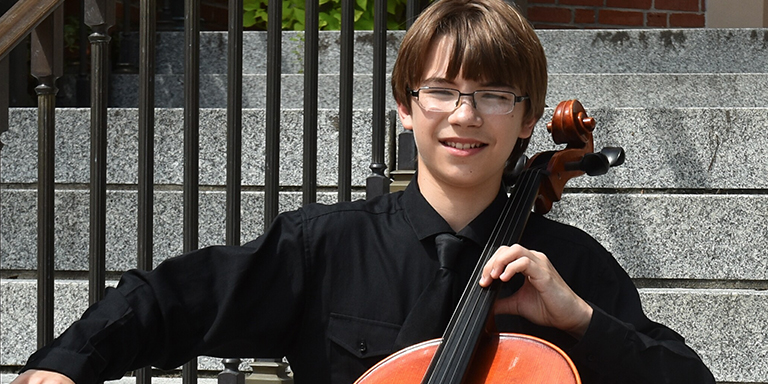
[2,29,768,383]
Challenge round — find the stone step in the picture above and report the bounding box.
[2,189,766,281]
[2,279,765,382]
[90,73,768,109]
[3,107,767,189]
[125,29,768,75]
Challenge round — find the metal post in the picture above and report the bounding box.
[405,0,419,29]
[302,0,319,206]
[183,0,200,253]
[227,0,243,243]
[264,0,281,227]
[137,0,155,382]
[0,56,8,146]
[30,5,63,348]
[365,0,390,198]
[84,0,114,306]
[338,0,353,202]
[218,359,245,384]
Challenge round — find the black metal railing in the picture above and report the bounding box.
[0,0,64,351]
[0,0,424,382]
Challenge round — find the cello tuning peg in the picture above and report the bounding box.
[564,147,625,176]
[600,147,625,167]
[571,152,609,176]
[579,116,596,131]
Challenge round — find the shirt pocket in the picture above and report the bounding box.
[327,312,402,383]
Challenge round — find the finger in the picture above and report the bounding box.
[498,256,530,282]
[12,370,75,384]
[480,244,528,286]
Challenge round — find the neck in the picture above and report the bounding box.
[418,172,502,233]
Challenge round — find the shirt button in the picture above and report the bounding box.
[358,340,368,354]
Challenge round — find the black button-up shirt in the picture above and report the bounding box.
[23,182,715,384]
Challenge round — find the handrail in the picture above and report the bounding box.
[0,0,64,61]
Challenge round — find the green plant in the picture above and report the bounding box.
[63,16,80,55]
[243,0,409,30]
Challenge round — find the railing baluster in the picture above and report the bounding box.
[264,0,281,227]
[218,359,244,384]
[84,0,114,306]
[338,0,353,202]
[77,0,89,105]
[137,0,155,279]
[30,5,62,348]
[405,0,419,29]
[365,0,389,198]
[137,0,155,382]
[0,55,8,145]
[116,0,136,73]
[226,0,243,243]
[184,0,199,253]
[302,0,319,205]
[221,0,244,378]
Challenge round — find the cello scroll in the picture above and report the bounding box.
[530,100,625,213]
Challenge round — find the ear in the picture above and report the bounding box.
[397,101,414,131]
[518,117,537,139]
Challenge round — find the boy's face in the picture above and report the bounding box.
[397,36,535,193]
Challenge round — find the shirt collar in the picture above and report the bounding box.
[402,178,508,246]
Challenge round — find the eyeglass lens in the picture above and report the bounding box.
[416,88,521,115]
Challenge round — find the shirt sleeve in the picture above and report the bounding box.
[21,211,309,384]
[566,252,716,384]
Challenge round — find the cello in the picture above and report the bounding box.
[356,100,625,384]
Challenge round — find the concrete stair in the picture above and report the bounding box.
[2,29,768,382]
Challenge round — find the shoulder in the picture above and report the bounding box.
[521,213,620,277]
[294,191,406,223]
[523,213,606,253]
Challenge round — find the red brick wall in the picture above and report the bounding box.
[527,0,706,28]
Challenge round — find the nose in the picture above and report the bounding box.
[455,93,476,109]
[449,95,482,125]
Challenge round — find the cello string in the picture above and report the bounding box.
[435,164,545,381]
[450,166,540,335]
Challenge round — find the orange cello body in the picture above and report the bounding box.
[356,333,581,384]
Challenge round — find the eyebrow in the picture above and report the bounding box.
[421,77,455,86]
[420,76,515,90]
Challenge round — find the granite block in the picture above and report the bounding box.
[104,73,768,110]
[152,31,402,75]
[0,279,233,371]
[638,288,768,383]
[547,73,768,109]
[3,107,767,189]
[136,29,768,75]
[3,279,765,383]
[540,29,768,74]
[0,190,363,271]
[527,107,768,190]
[1,108,395,187]
[2,188,766,281]
[548,193,768,280]
[107,74,395,110]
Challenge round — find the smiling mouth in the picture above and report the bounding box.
[442,141,486,150]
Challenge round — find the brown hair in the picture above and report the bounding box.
[391,0,548,167]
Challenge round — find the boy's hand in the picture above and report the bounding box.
[479,244,593,339]
[11,370,75,384]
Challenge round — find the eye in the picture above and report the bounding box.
[422,88,457,100]
[479,92,513,102]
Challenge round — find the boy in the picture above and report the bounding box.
[13,0,715,383]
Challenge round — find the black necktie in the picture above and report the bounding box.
[394,233,466,349]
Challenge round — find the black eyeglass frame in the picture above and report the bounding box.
[408,86,530,115]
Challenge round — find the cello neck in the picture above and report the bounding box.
[421,166,548,384]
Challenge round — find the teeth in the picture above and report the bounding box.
[444,141,482,150]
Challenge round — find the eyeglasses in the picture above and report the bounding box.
[409,87,529,115]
